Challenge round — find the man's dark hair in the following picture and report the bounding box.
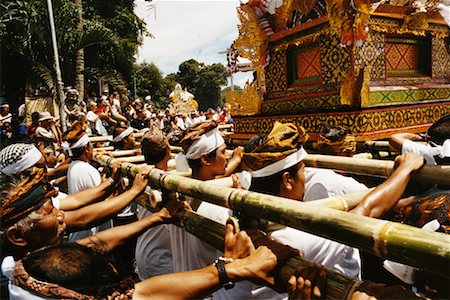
[428,114,450,145]
[244,132,302,195]
[31,112,40,122]
[188,148,217,171]
[22,243,125,297]
[249,162,302,196]
[141,133,169,165]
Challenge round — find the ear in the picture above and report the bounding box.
[4,227,28,247]
[281,171,293,191]
[199,153,211,167]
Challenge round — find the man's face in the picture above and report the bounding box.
[86,143,94,160]
[23,200,66,249]
[288,162,306,201]
[123,133,135,149]
[208,144,228,176]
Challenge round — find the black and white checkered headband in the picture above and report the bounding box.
[0,143,42,175]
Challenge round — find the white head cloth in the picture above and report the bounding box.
[0,144,43,175]
[112,127,133,142]
[61,134,90,156]
[175,128,225,172]
[250,147,308,178]
[185,128,225,160]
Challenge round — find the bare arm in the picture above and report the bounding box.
[76,208,169,253]
[389,133,423,152]
[134,234,276,300]
[64,171,148,229]
[58,179,114,211]
[217,147,244,178]
[350,152,425,218]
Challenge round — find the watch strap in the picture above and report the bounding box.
[214,258,235,290]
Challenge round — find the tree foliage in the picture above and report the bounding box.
[0,0,146,102]
[175,59,227,110]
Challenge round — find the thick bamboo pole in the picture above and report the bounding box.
[303,188,373,211]
[304,154,450,186]
[94,154,450,278]
[132,194,359,299]
[109,149,140,157]
[89,135,113,142]
[93,146,114,151]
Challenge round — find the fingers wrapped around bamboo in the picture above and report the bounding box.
[304,154,450,186]
[93,154,450,279]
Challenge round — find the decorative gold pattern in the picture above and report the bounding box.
[226,81,263,116]
[234,102,450,139]
[432,36,450,79]
[266,49,288,93]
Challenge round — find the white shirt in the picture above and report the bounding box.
[170,201,285,300]
[402,140,436,165]
[304,167,368,201]
[86,111,107,136]
[67,160,101,195]
[269,167,365,278]
[0,113,12,124]
[35,127,54,139]
[135,205,174,279]
[176,118,185,130]
[67,160,105,241]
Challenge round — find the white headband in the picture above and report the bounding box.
[185,128,225,160]
[112,127,133,142]
[250,147,307,178]
[1,145,42,175]
[61,134,90,156]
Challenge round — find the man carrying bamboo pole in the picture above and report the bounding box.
[63,124,113,241]
[134,127,175,279]
[174,120,288,299]
[241,122,428,280]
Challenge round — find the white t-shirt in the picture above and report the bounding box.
[169,201,285,300]
[86,111,107,136]
[269,167,366,278]
[270,227,361,278]
[176,118,185,130]
[67,160,102,195]
[35,127,54,139]
[67,160,106,241]
[402,140,436,165]
[304,167,368,202]
[135,205,174,279]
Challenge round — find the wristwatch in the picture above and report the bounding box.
[214,257,235,290]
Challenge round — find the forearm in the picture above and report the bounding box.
[48,164,70,180]
[134,265,220,300]
[64,187,140,229]
[389,133,422,151]
[89,212,164,251]
[351,166,414,218]
[59,179,113,211]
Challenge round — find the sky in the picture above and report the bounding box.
[134,0,253,88]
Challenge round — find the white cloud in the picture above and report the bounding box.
[135,0,253,87]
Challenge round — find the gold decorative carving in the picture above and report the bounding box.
[226,81,262,116]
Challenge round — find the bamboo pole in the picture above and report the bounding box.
[303,188,373,211]
[94,154,450,278]
[89,135,113,142]
[304,154,450,186]
[108,149,141,157]
[93,146,114,151]
[132,192,359,299]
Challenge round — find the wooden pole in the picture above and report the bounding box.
[94,154,450,278]
[93,146,114,151]
[89,135,113,143]
[304,154,450,186]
